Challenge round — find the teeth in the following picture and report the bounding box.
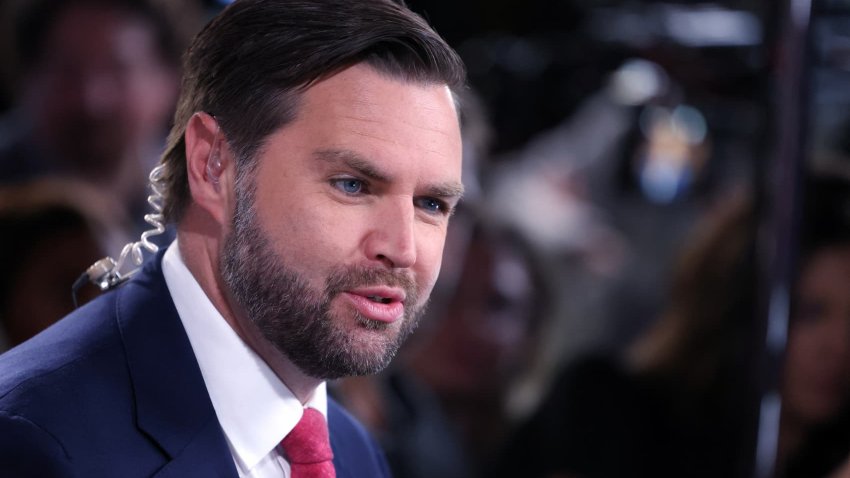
[367,295,390,304]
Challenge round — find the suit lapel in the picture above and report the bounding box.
[115,252,238,477]
[151,416,238,478]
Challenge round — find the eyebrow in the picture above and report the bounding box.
[426,183,465,201]
[313,148,465,201]
[314,148,390,182]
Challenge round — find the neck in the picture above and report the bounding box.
[176,208,323,403]
[777,407,809,469]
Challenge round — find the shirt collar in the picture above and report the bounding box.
[161,240,327,474]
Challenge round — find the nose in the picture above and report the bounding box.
[365,198,417,269]
[79,71,122,119]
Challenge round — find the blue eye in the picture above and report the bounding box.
[416,197,447,215]
[333,178,365,194]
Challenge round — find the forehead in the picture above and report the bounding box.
[42,6,160,60]
[262,63,463,180]
[310,66,456,128]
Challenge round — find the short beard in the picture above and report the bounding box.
[220,181,424,379]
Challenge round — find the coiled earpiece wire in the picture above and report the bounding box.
[72,164,168,307]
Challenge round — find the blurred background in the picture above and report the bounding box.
[1,0,849,477]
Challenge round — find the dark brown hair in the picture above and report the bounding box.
[159,0,466,222]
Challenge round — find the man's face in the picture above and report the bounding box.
[221,64,463,379]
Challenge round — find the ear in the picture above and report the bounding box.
[185,112,234,225]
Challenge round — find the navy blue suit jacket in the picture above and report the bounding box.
[0,253,391,477]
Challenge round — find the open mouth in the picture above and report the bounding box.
[367,295,393,304]
[343,289,406,324]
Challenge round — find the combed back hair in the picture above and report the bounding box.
[159,0,467,223]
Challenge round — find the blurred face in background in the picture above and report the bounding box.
[412,233,539,399]
[22,4,177,181]
[783,244,850,426]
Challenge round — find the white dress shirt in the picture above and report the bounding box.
[162,240,328,478]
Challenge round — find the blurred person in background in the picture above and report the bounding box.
[333,208,553,478]
[494,176,850,478]
[778,177,850,478]
[0,0,200,220]
[0,178,130,352]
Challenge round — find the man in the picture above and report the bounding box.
[0,0,466,476]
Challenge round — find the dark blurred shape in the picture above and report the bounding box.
[494,176,850,478]
[492,189,760,478]
[0,178,131,351]
[0,0,202,219]
[405,0,767,156]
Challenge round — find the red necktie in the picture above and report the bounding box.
[280,408,336,478]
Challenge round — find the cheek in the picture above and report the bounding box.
[259,198,361,274]
[415,229,447,293]
[785,327,817,375]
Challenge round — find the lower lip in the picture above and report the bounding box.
[342,293,404,323]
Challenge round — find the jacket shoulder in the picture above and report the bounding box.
[0,289,121,402]
[0,410,74,477]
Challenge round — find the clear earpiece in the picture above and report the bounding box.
[207,155,222,185]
